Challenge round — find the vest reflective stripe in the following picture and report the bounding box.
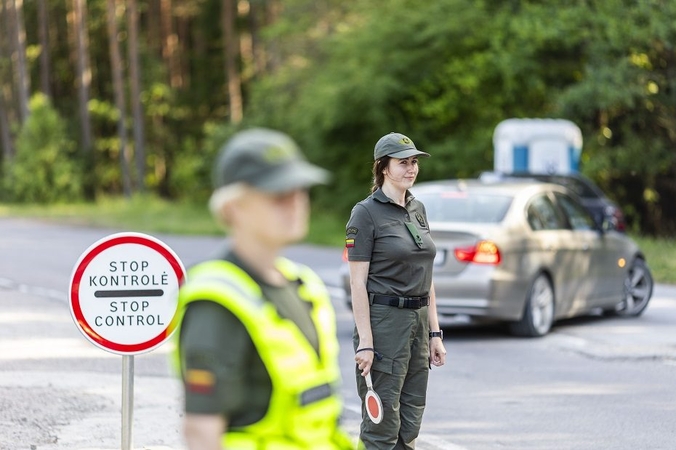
[171,258,352,449]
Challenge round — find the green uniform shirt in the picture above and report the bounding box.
[180,249,320,426]
[346,188,436,296]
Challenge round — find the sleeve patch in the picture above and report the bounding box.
[346,227,359,236]
[185,369,216,394]
[345,238,355,248]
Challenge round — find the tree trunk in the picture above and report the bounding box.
[160,0,182,88]
[127,0,145,191]
[247,0,266,76]
[147,0,162,59]
[222,0,242,123]
[106,0,132,197]
[0,0,16,159]
[0,85,13,162]
[265,0,282,71]
[71,0,93,159]
[238,0,253,82]
[177,12,189,88]
[7,0,30,123]
[37,0,51,98]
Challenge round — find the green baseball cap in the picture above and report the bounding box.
[374,132,430,160]
[214,128,330,192]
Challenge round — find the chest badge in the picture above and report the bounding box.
[415,212,426,228]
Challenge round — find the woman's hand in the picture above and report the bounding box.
[429,339,446,367]
[355,347,375,376]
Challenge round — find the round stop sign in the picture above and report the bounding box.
[69,232,186,355]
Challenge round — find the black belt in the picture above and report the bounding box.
[369,294,429,309]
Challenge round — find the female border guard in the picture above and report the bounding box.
[346,132,447,450]
[171,128,355,450]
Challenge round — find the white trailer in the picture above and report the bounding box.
[493,118,583,175]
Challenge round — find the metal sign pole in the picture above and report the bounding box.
[122,355,134,450]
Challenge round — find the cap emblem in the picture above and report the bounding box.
[263,144,294,163]
[400,137,412,145]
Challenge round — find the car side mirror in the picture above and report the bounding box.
[601,215,617,232]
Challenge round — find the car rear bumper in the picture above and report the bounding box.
[433,265,530,321]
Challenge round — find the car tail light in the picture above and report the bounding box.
[613,209,626,232]
[454,240,501,265]
[604,205,627,232]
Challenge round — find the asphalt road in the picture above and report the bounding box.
[1,217,675,450]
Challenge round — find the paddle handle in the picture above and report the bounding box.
[365,371,373,389]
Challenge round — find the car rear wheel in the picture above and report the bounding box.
[610,258,653,317]
[509,274,555,337]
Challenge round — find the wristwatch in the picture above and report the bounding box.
[429,330,443,340]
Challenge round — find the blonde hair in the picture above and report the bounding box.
[208,183,248,228]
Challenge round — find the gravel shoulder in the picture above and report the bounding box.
[0,290,185,450]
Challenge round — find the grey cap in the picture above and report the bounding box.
[374,132,430,160]
[214,128,330,192]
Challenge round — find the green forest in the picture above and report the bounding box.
[1,0,675,236]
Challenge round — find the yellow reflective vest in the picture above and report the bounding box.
[171,258,355,450]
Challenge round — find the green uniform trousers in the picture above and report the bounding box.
[354,304,430,450]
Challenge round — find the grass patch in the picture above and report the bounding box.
[0,194,346,246]
[0,195,221,236]
[2,196,674,284]
[631,236,676,285]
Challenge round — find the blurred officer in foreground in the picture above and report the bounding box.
[171,128,355,450]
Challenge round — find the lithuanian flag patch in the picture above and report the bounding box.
[186,369,215,394]
[345,238,355,248]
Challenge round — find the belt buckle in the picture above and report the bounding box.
[397,297,405,309]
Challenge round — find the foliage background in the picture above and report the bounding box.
[1,0,675,236]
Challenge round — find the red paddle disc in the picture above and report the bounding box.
[365,372,383,424]
[367,393,380,417]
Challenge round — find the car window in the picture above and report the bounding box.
[527,195,565,230]
[416,192,513,223]
[509,173,601,199]
[554,192,596,230]
[543,176,599,199]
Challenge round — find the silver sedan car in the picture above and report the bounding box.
[341,179,653,337]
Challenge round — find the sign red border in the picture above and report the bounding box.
[69,233,186,355]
